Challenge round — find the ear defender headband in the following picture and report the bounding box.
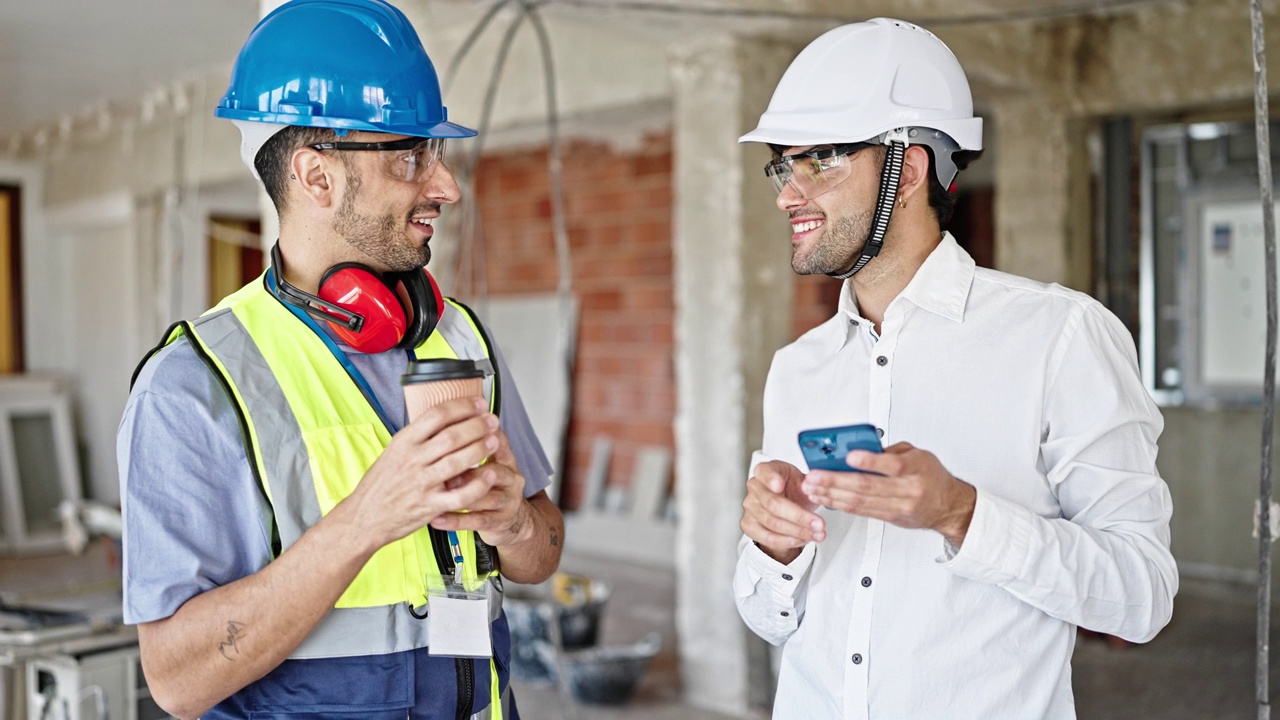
[271,243,444,354]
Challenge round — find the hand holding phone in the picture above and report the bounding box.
[798,423,883,472]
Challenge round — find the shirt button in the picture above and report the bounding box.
[780,611,790,617]
[849,318,859,327]
[861,576,872,587]
[781,573,793,581]
[876,356,888,366]
[852,653,863,664]
[875,427,884,438]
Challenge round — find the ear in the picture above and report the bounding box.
[898,145,933,206]
[290,147,338,210]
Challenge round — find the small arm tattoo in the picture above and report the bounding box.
[218,620,247,660]
[551,531,559,546]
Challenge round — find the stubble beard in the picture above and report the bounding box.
[332,167,433,272]
[791,209,873,276]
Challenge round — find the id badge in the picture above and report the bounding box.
[427,574,493,658]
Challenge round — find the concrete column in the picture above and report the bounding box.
[991,97,1075,286]
[670,35,796,716]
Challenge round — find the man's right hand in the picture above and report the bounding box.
[136,395,501,719]
[740,460,826,564]
[345,396,500,551]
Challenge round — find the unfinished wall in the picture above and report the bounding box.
[470,134,675,509]
[936,1,1280,584]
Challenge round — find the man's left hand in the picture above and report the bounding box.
[428,429,533,548]
[801,442,977,547]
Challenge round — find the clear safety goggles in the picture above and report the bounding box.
[311,136,446,183]
[763,142,878,199]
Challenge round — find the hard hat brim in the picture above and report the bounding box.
[737,117,982,153]
[215,108,478,139]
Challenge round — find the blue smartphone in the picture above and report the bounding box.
[798,423,883,472]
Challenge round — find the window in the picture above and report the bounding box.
[0,376,83,551]
[1140,120,1280,405]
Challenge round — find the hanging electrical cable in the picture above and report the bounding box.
[520,0,573,298]
[441,0,574,305]
[439,0,513,300]
[513,0,1172,27]
[447,5,528,300]
[443,0,517,93]
[1250,1,1277,718]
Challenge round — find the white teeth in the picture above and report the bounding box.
[792,219,823,233]
[412,218,433,226]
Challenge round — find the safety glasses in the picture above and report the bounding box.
[310,136,446,183]
[763,142,878,199]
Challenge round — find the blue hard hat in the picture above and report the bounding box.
[215,0,476,141]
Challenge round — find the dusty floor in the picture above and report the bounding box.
[2,541,1278,719]
[514,553,1280,720]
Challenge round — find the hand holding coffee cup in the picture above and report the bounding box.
[402,358,493,421]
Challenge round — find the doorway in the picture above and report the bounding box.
[0,185,22,374]
[208,216,263,305]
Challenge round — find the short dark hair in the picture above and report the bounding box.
[923,147,984,228]
[254,125,342,213]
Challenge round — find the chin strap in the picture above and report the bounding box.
[828,128,908,280]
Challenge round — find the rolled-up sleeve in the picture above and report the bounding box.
[942,303,1177,643]
[119,342,272,625]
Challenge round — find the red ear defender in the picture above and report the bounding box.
[390,267,444,350]
[316,264,409,353]
[271,243,442,353]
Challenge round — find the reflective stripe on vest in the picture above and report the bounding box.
[472,677,513,720]
[171,276,502,661]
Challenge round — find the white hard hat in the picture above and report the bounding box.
[740,18,982,185]
[232,120,289,180]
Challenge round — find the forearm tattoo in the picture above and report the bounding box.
[218,620,247,661]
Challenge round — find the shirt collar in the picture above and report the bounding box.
[895,231,974,324]
[834,232,975,348]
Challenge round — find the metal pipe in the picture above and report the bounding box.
[1251,1,1276,717]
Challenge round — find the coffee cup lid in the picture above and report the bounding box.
[401,358,493,384]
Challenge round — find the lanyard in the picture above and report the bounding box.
[265,268,404,434]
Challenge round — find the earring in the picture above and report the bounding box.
[290,174,297,180]
[897,195,905,208]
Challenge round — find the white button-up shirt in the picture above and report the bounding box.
[734,234,1177,720]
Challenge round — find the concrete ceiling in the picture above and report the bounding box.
[438,0,1174,42]
[0,0,1170,144]
[0,0,260,139]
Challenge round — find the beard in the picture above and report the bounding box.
[332,167,434,272]
[791,208,873,276]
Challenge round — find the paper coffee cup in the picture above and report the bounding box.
[402,358,491,422]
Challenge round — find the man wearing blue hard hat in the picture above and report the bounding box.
[734,18,1177,718]
[117,1,563,717]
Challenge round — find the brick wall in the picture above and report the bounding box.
[792,275,843,339]
[473,133,856,509]
[473,134,674,510]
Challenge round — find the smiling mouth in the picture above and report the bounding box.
[791,218,824,237]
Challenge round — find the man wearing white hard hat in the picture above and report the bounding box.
[734,18,1176,719]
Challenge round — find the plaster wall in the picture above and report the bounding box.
[946,3,1280,585]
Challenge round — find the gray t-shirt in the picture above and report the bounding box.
[118,324,552,625]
